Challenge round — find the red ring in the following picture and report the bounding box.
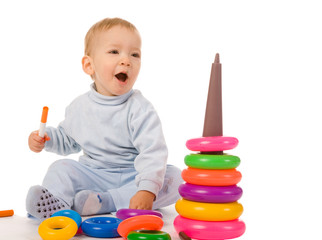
[117,215,163,238]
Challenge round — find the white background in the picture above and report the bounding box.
[1,0,322,239]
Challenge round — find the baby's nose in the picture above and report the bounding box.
[120,57,131,66]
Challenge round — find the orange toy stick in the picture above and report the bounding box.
[39,106,49,138]
[41,106,49,123]
[0,209,14,217]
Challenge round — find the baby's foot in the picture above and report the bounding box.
[74,190,115,216]
[26,185,70,220]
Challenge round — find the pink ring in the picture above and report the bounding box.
[186,136,238,152]
[174,215,245,240]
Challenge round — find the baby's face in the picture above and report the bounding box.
[89,26,141,96]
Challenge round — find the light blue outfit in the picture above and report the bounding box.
[42,84,182,210]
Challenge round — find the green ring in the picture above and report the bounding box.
[127,230,171,240]
[184,154,240,169]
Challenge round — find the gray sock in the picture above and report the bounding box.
[26,185,70,220]
[73,190,116,216]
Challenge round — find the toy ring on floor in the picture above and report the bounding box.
[116,208,163,220]
[182,167,242,186]
[127,230,171,240]
[117,215,163,238]
[186,136,238,152]
[174,215,246,240]
[184,154,240,169]
[38,216,78,240]
[175,198,243,221]
[81,217,121,238]
[178,183,243,203]
[51,209,82,227]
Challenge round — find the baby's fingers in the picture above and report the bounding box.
[31,131,47,143]
[31,144,45,153]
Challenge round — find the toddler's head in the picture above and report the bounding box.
[82,18,141,96]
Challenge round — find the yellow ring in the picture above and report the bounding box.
[175,198,243,221]
[38,216,78,240]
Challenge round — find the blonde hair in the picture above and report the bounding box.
[84,17,138,56]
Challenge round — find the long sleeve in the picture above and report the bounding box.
[130,99,168,196]
[44,100,82,158]
[44,126,82,155]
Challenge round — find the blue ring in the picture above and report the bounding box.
[51,210,82,227]
[81,217,122,238]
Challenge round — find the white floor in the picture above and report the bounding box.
[0,205,179,240]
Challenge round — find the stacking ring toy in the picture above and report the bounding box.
[186,136,238,152]
[81,217,121,238]
[174,215,246,240]
[52,210,82,227]
[117,215,163,238]
[128,230,171,240]
[184,154,240,169]
[116,208,163,220]
[38,216,78,240]
[178,183,243,203]
[175,198,243,221]
[182,167,242,186]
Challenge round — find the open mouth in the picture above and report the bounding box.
[115,72,128,82]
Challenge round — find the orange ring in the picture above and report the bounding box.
[182,167,242,186]
[117,215,163,238]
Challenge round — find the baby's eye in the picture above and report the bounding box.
[109,50,119,54]
[132,53,140,58]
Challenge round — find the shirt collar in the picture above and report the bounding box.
[89,83,134,105]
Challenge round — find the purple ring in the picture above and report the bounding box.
[116,209,163,220]
[178,183,243,203]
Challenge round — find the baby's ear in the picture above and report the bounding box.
[82,55,94,76]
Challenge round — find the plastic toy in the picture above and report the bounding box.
[38,216,78,240]
[116,208,163,220]
[184,153,240,169]
[51,210,82,228]
[174,215,246,240]
[186,136,238,152]
[174,53,245,239]
[181,167,242,186]
[117,215,163,238]
[175,198,243,221]
[178,183,242,203]
[0,209,14,217]
[39,106,48,138]
[127,230,171,240]
[81,217,121,238]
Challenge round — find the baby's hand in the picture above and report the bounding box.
[28,130,50,153]
[129,190,156,210]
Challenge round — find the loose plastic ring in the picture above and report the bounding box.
[182,167,242,186]
[116,208,163,220]
[178,183,243,203]
[186,136,238,152]
[175,198,243,221]
[128,230,171,240]
[81,217,121,238]
[117,215,163,238]
[38,216,78,240]
[174,215,246,240]
[51,210,82,227]
[184,154,240,169]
